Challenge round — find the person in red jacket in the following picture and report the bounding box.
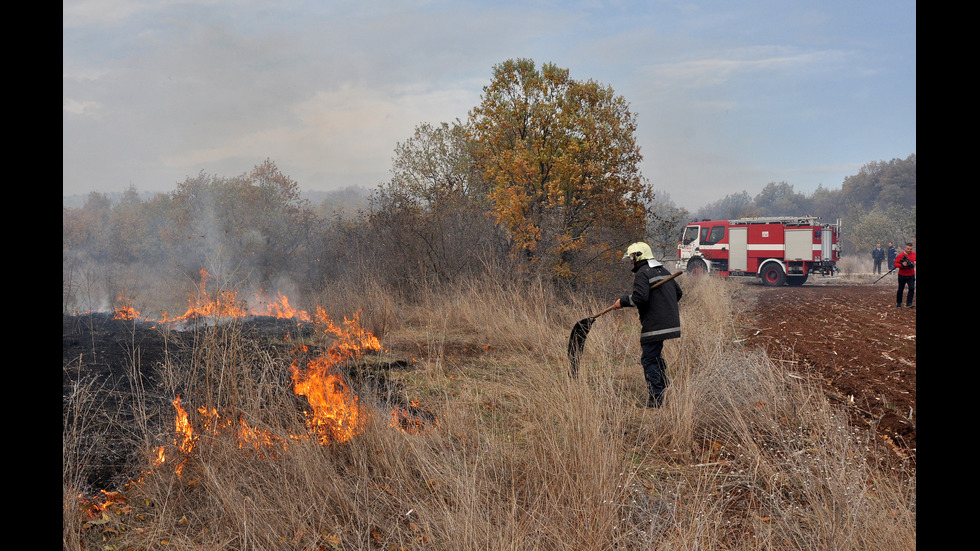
[894,242,916,308]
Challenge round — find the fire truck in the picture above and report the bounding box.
[677,216,841,286]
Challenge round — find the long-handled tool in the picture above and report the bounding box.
[568,270,683,378]
[872,266,896,284]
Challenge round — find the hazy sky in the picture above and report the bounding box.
[63,0,915,211]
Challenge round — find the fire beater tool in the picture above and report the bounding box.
[872,267,896,284]
[567,270,683,378]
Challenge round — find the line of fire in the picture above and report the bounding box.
[77,269,436,518]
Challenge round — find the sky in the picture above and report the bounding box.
[63,0,915,212]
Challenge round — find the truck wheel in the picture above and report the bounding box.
[687,258,708,277]
[786,274,808,286]
[761,264,786,286]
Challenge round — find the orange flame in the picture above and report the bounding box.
[161,269,247,323]
[237,417,287,455]
[291,353,363,443]
[110,270,320,326]
[78,489,126,518]
[313,308,381,355]
[251,290,312,322]
[173,395,196,454]
[289,311,381,443]
[112,295,141,320]
[160,312,424,452]
[76,301,439,526]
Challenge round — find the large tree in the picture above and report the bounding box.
[468,58,651,284]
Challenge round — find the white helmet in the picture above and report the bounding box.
[622,242,654,263]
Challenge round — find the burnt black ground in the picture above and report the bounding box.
[63,313,418,492]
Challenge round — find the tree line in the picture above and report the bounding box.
[63,58,915,314]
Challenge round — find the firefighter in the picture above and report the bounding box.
[611,242,683,407]
[872,243,885,274]
[894,242,915,308]
[887,242,898,268]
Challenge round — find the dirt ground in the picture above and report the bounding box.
[736,277,916,464]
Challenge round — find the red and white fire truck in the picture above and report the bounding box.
[677,216,841,286]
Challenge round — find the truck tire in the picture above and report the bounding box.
[687,258,708,277]
[761,264,786,286]
[786,273,808,286]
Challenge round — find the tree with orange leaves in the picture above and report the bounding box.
[468,58,651,285]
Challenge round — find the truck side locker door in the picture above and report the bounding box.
[785,229,812,260]
[729,226,748,271]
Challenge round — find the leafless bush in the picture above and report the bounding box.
[837,254,871,276]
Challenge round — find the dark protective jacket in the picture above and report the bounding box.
[619,259,683,344]
[872,247,885,261]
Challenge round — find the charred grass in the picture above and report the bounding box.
[64,275,915,550]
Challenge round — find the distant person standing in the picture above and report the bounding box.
[894,242,916,308]
[887,242,898,269]
[871,243,885,274]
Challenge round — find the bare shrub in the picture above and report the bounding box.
[837,254,870,276]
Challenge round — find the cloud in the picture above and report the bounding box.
[63,98,102,116]
[157,80,481,188]
[63,1,915,211]
[640,45,849,92]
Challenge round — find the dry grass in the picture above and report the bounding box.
[64,273,915,550]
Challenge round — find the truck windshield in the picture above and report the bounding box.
[681,226,700,245]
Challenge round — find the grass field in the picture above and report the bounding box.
[64,273,915,550]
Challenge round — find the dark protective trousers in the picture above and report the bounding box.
[897,275,915,306]
[640,340,671,406]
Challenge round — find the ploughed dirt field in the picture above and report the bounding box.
[736,277,916,464]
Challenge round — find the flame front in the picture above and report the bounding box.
[291,354,362,443]
[162,312,384,454]
[111,270,320,325]
[252,290,312,322]
[113,295,141,320]
[173,395,196,454]
[289,311,381,443]
[160,269,247,323]
[110,286,428,455]
[77,289,441,524]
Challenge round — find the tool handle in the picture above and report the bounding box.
[590,304,618,319]
[592,271,683,318]
[873,267,896,284]
[651,270,683,290]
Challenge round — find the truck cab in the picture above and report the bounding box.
[678,220,729,276]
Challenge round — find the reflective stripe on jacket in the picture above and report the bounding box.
[620,259,683,343]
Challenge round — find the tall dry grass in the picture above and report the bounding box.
[64,273,915,550]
